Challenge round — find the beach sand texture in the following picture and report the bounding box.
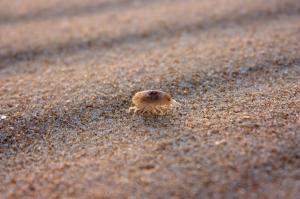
[0,0,300,198]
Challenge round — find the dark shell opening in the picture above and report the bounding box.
[148,91,161,101]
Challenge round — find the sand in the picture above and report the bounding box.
[0,0,300,198]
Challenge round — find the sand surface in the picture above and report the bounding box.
[0,0,300,198]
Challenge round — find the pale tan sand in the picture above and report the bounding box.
[0,0,300,198]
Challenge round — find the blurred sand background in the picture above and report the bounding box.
[0,0,300,198]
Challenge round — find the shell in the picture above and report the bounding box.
[129,90,180,116]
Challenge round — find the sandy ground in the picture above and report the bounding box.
[0,0,300,198]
